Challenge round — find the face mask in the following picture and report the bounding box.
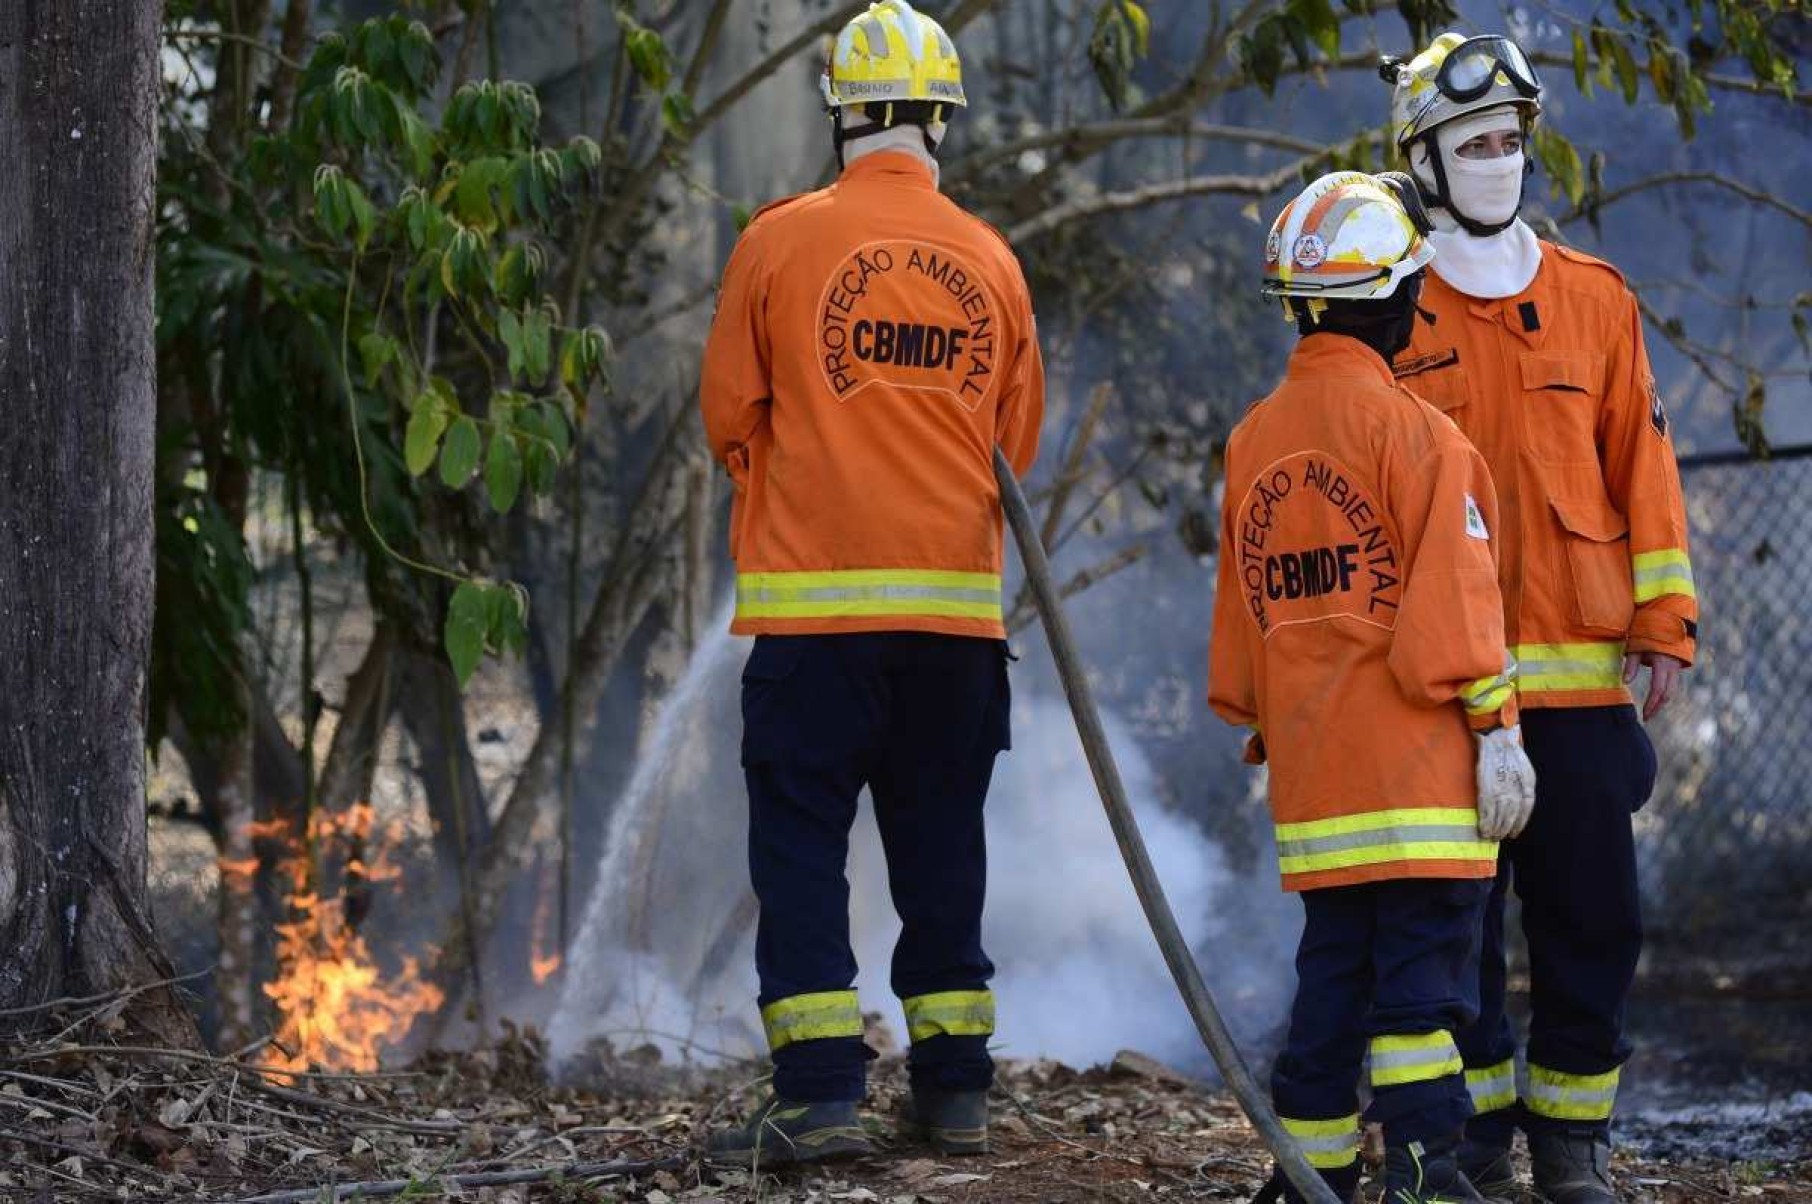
[1443,148,1525,226]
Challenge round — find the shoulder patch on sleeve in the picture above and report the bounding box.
[1464,493,1490,540]
[1648,376,1669,436]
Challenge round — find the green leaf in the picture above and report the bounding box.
[344,180,378,250]
[524,436,558,495]
[1089,1,1151,111]
[536,401,571,459]
[312,165,349,237]
[660,92,696,141]
[499,308,525,382]
[484,431,523,511]
[439,417,481,487]
[1610,36,1640,103]
[524,307,552,385]
[568,135,602,172]
[357,332,398,389]
[1571,29,1591,95]
[622,22,674,92]
[404,400,449,476]
[452,155,508,231]
[485,583,529,657]
[1532,125,1585,205]
[444,582,489,686]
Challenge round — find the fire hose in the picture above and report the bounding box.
[994,447,1340,1204]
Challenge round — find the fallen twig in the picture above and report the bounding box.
[3,1043,417,1082]
[239,1077,464,1136]
[231,1153,687,1202]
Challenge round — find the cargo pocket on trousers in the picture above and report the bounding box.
[1549,494,1636,637]
[740,636,806,766]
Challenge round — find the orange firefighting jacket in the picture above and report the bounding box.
[1394,243,1698,709]
[1209,335,1516,893]
[700,152,1044,639]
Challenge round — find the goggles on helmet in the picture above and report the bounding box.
[1434,36,1540,103]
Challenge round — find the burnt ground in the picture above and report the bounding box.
[0,1021,1807,1204]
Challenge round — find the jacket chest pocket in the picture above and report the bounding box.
[1519,351,1605,463]
[1402,363,1471,417]
[1549,493,1634,636]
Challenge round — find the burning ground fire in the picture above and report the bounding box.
[252,803,444,1074]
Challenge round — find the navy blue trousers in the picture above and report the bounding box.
[1273,876,1489,1172]
[1458,705,1656,1143]
[741,632,1010,1102]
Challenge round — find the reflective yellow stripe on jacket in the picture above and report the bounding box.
[1275,808,1497,881]
[736,569,1002,623]
[1512,641,1624,696]
[761,990,863,1052]
[902,990,995,1042]
[1280,1114,1360,1170]
[1632,548,1695,603]
[1459,652,1517,717]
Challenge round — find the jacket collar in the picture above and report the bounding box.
[837,149,938,189]
[1287,333,1396,386]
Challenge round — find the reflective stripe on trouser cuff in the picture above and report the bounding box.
[1369,1031,1463,1088]
[902,989,995,1042]
[761,990,864,1053]
[735,570,1003,622]
[1526,1063,1619,1121]
[1280,1114,1360,1170]
[1632,549,1696,602]
[1466,1059,1518,1114]
[1460,653,1517,716]
[1512,642,1625,694]
[1275,808,1497,878]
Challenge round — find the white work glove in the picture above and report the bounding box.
[1474,726,1536,841]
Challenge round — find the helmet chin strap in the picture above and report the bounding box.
[1416,133,1525,237]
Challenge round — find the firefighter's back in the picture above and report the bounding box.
[706,153,1041,639]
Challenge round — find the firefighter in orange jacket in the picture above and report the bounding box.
[1381,34,1698,1203]
[697,0,1043,1166]
[1211,172,1535,1204]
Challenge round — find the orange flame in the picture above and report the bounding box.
[529,859,563,986]
[257,803,444,1074]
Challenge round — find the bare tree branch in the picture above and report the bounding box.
[1525,50,1807,104]
[1560,170,1812,232]
[689,2,866,136]
[946,118,1326,188]
[1005,158,1311,244]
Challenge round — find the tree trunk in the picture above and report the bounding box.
[213,673,259,1053]
[0,0,195,1045]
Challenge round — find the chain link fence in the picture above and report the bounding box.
[1639,445,1812,978]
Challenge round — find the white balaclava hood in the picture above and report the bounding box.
[839,108,943,187]
[1410,105,1541,299]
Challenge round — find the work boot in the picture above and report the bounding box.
[1383,1138,1489,1203]
[1457,1137,1519,1200]
[704,1095,875,1167]
[1528,1128,1616,1203]
[908,1087,990,1155]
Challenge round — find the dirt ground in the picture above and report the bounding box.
[0,1025,1805,1203]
